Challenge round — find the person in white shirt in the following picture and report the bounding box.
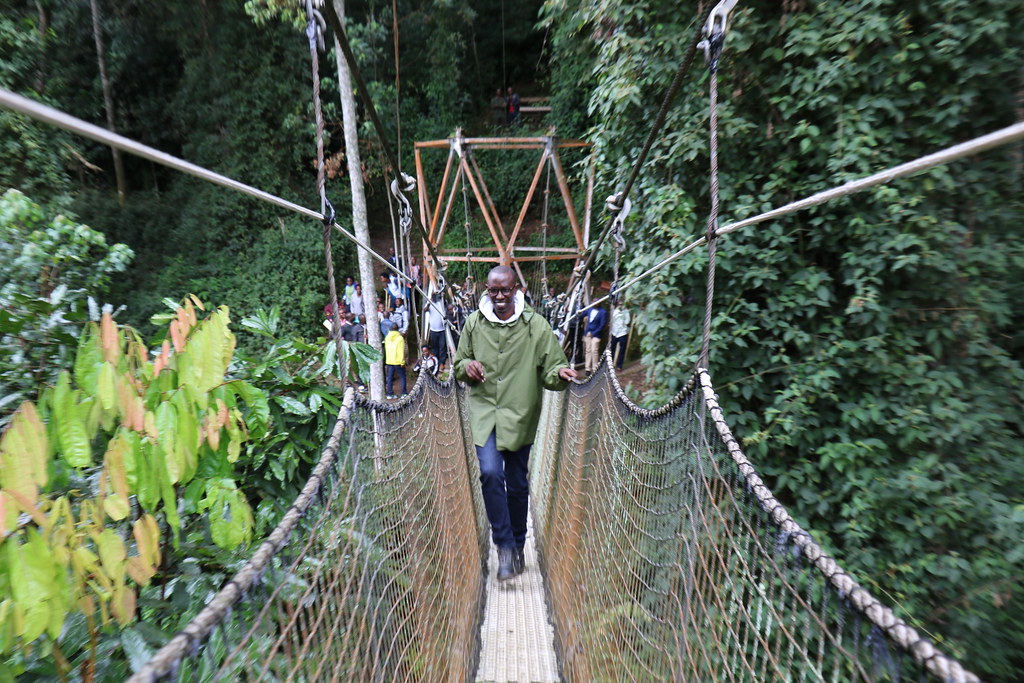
[392,298,410,335]
[609,299,631,370]
[349,284,364,321]
[424,292,448,370]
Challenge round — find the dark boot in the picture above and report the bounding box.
[513,546,525,575]
[496,546,515,582]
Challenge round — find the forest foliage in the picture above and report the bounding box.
[541,0,1024,678]
[1,0,1022,679]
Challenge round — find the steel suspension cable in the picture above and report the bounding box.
[699,26,726,370]
[0,88,449,319]
[318,2,448,278]
[568,1,716,292]
[391,0,402,174]
[573,118,1024,320]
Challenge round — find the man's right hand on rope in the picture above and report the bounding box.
[465,360,486,383]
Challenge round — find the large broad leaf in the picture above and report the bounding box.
[121,626,154,673]
[207,481,253,550]
[348,341,382,379]
[73,323,102,396]
[97,362,117,413]
[8,530,65,643]
[228,380,270,431]
[274,395,311,417]
[154,402,177,464]
[0,402,48,505]
[239,306,280,338]
[134,439,159,512]
[96,529,126,580]
[54,372,90,468]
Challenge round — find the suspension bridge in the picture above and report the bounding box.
[116,359,978,682]
[2,0,1021,679]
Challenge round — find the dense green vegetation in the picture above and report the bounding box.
[542,0,1023,678]
[1,0,1021,678]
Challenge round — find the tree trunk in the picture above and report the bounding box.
[89,0,126,206]
[333,0,384,401]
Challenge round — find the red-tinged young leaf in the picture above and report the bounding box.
[100,312,119,364]
[169,320,184,353]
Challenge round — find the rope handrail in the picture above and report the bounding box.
[127,388,356,682]
[696,370,980,683]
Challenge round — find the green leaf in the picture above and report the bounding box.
[121,627,155,673]
[97,362,117,412]
[207,480,253,549]
[73,325,102,396]
[54,372,90,468]
[275,395,311,417]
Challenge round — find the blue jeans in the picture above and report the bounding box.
[385,364,406,395]
[429,329,448,367]
[610,334,628,369]
[476,431,531,549]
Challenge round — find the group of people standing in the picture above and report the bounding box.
[490,86,521,127]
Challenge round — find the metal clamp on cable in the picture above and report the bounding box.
[604,191,625,214]
[390,173,416,236]
[322,197,336,227]
[698,0,736,71]
[305,0,326,53]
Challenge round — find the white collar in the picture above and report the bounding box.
[480,290,525,324]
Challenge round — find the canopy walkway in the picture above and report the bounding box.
[128,355,977,682]
[3,5,1017,679]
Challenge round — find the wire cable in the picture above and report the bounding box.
[568,2,715,292]
[563,117,1024,323]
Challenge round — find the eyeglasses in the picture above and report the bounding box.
[487,287,516,298]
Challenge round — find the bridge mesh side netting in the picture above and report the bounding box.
[131,380,489,682]
[531,355,979,682]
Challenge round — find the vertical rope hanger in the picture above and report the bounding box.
[540,158,552,292]
[305,0,346,379]
[391,0,402,175]
[698,4,735,371]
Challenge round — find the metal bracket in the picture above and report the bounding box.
[698,0,736,71]
[390,172,417,236]
[304,0,327,53]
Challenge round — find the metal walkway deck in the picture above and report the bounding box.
[475,519,559,682]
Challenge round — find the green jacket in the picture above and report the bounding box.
[454,305,570,451]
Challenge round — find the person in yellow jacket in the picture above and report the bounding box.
[383,319,407,399]
[453,265,577,581]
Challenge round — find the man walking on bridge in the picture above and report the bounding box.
[454,266,577,581]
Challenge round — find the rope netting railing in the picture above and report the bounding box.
[531,353,980,682]
[129,378,488,682]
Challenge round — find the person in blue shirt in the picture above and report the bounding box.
[583,303,608,376]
